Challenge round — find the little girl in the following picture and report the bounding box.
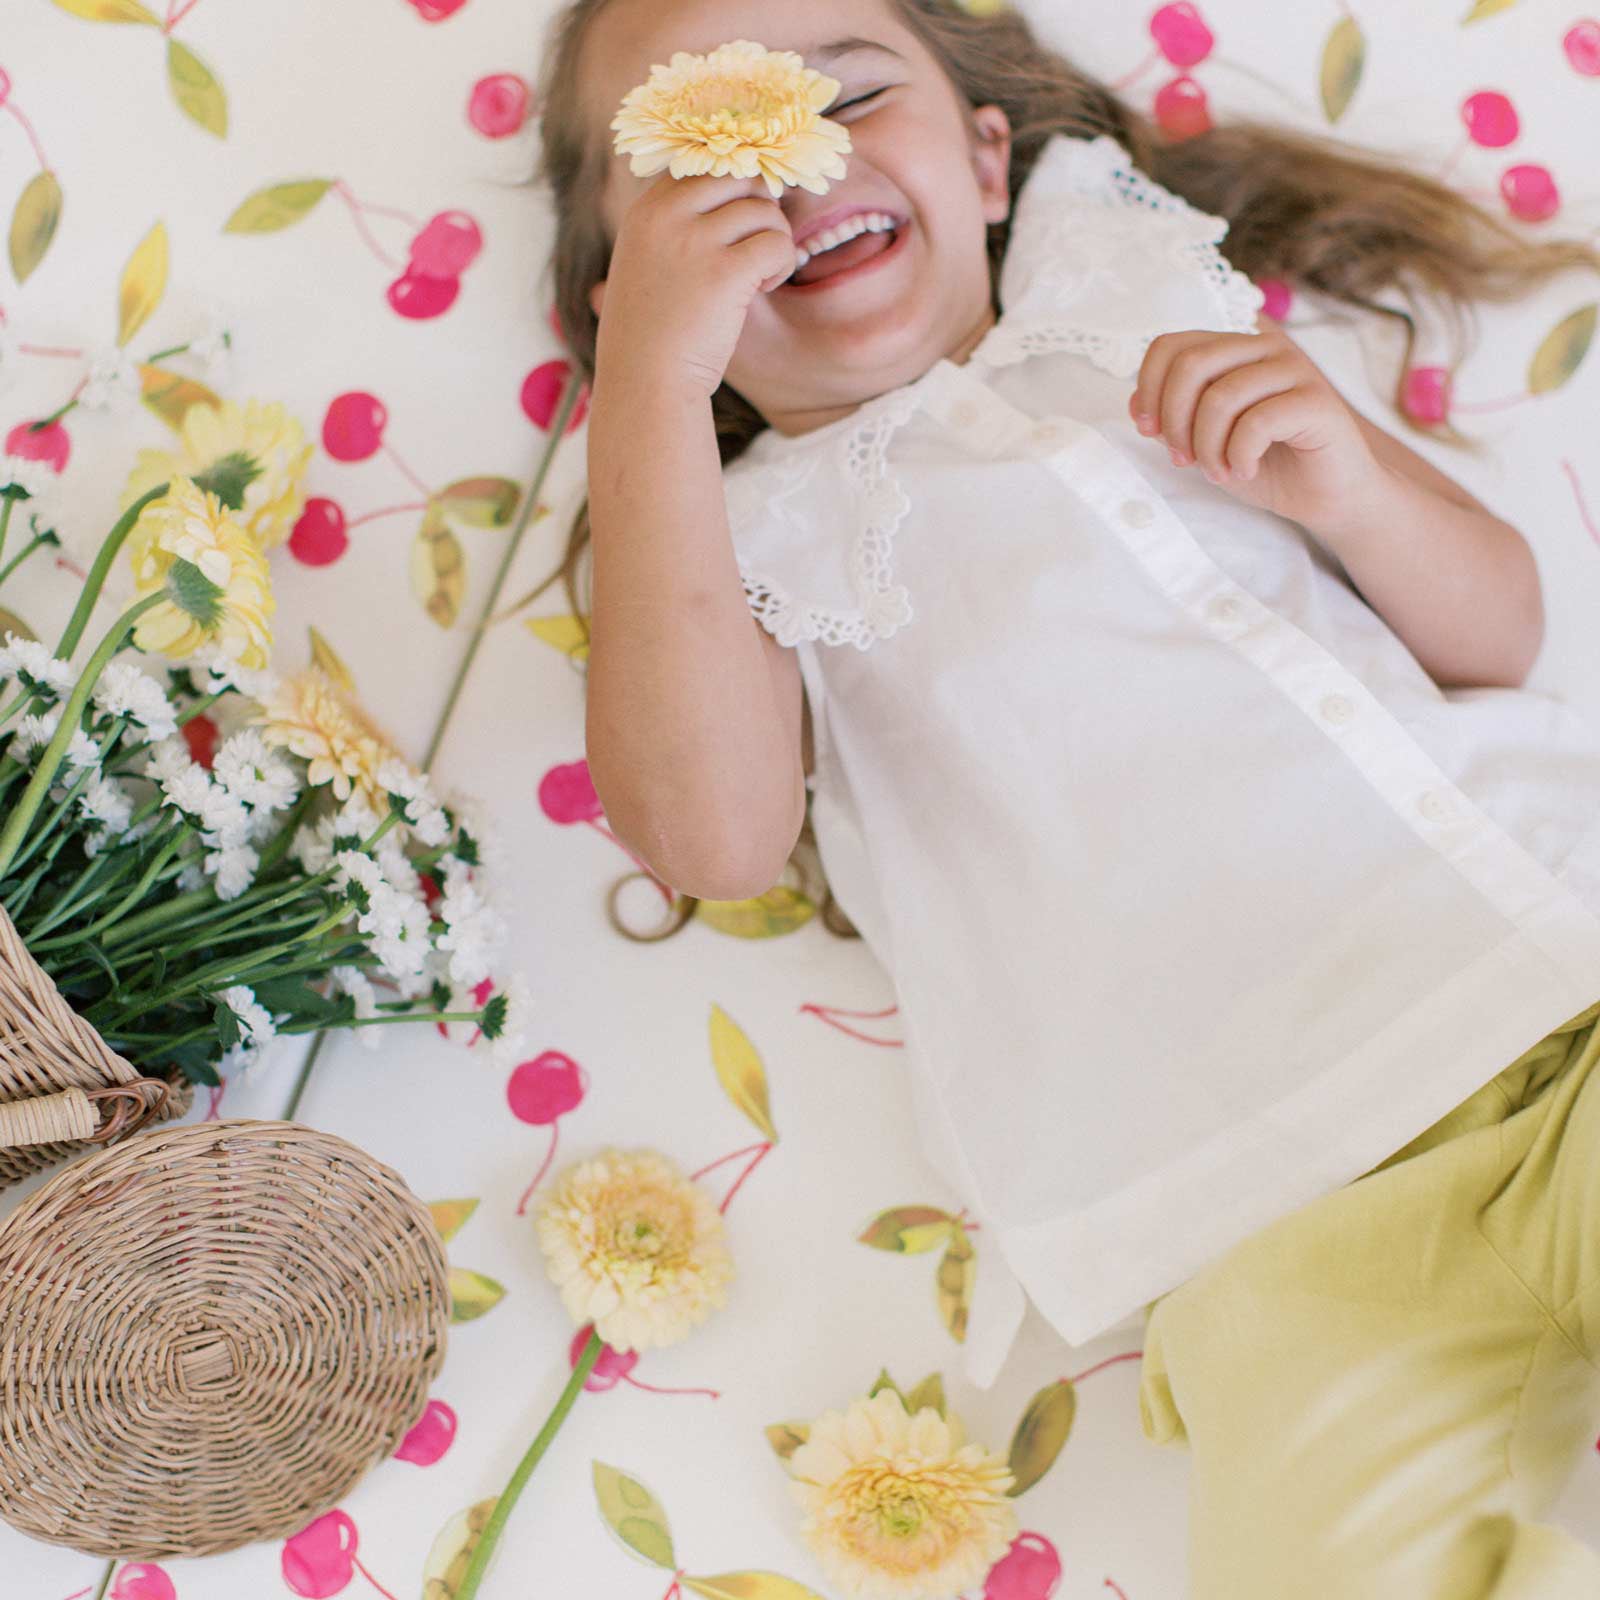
[532,0,1600,1591]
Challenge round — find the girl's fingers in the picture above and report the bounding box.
[1221,389,1325,480]
[1189,361,1300,480]
[1136,332,1270,461]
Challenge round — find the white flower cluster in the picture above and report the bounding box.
[329,964,382,1051]
[189,641,280,702]
[435,851,507,988]
[213,983,283,1081]
[78,344,143,413]
[0,451,55,510]
[91,661,180,744]
[376,756,450,847]
[0,632,74,700]
[332,847,433,987]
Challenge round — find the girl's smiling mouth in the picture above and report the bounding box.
[778,217,910,293]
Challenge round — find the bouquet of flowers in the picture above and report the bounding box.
[0,407,527,1094]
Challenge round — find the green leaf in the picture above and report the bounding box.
[421,1497,498,1600]
[904,1373,946,1419]
[223,179,335,234]
[683,1575,827,1600]
[1318,16,1365,124]
[936,1227,976,1344]
[694,886,817,939]
[50,0,159,19]
[167,557,224,626]
[1528,305,1597,396]
[763,1421,809,1462]
[867,1368,907,1410]
[427,1198,479,1243]
[0,609,35,642]
[166,37,227,137]
[190,448,262,512]
[857,1206,955,1254]
[436,476,521,529]
[708,1003,778,1142]
[592,1461,676,1569]
[9,171,63,285]
[448,1267,505,1322]
[213,999,240,1050]
[1007,1379,1076,1496]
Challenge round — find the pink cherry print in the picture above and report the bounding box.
[282,1511,357,1598]
[1401,365,1453,425]
[1461,90,1518,148]
[469,74,532,138]
[181,713,219,771]
[405,0,468,17]
[322,392,387,462]
[386,268,460,320]
[111,1565,177,1600]
[520,359,589,435]
[1150,3,1214,69]
[538,760,602,824]
[437,975,494,1044]
[508,1052,586,1125]
[394,1399,457,1466]
[290,498,350,566]
[408,212,483,279]
[1499,163,1558,223]
[570,1324,638,1392]
[1563,21,1600,75]
[1256,277,1293,322]
[1153,75,1211,141]
[5,418,70,472]
[418,872,441,910]
[983,1533,1062,1600]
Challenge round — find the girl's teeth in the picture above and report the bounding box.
[792,212,898,270]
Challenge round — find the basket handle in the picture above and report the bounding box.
[0,1081,173,1151]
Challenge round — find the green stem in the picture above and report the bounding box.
[177,688,224,726]
[0,716,128,882]
[455,1330,603,1600]
[0,494,13,569]
[0,531,49,591]
[53,480,170,661]
[0,603,160,882]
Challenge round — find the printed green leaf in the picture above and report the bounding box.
[592,1461,676,1568]
[867,1367,907,1409]
[857,1206,955,1254]
[448,1267,505,1322]
[308,626,357,692]
[428,1198,479,1244]
[422,1497,498,1600]
[708,1003,778,1142]
[1528,305,1596,395]
[436,476,522,529]
[525,613,590,664]
[50,0,159,20]
[1007,1379,1076,1496]
[139,364,223,432]
[166,37,226,137]
[223,178,335,233]
[412,504,466,628]
[936,1226,976,1343]
[117,220,168,347]
[684,1575,828,1600]
[904,1372,947,1419]
[1319,16,1365,124]
[764,1421,809,1462]
[1463,0,1520,19]
[0,610,36,643]
[695,885,817,939]
[9,171,63,285]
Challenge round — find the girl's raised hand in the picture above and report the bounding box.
[1127,322,1385,535]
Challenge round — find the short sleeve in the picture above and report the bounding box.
[720,391,922,651]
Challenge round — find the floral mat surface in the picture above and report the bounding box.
[3,1,1600,1596]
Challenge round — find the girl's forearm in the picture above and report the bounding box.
[1302,465,1544,691]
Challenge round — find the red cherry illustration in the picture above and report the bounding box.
[437,975,495,1044]
[322,392,388,462]
[408,212,483,279]
[111,1566,177,1600]
[1150,3,1214,68]
[290,498,350,566]
[418,872,441,910]
[1499,163,1558,223]
[1462,90,1518,148]
[182,713,219,770]
[509,1051,588,1215]
[538,760,602,824]
[1153,74,1211,140]
[1401,365,1453,425]
[520,359,590,435]
[1255,277,1293,322]
[405,0,468,18]
[5,418,70,472]
[1567,21,1600,75]
[281,1511,398,1599]
[469,73,532,137]
[571,1324,639,1392]
[394,1399,457,1466]
[386,268,460,320]
[983,1533,1062,1600]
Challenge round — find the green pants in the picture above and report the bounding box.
[1138,996,1600,1597]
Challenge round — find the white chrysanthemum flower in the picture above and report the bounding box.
[76,775,134,831]
[444,788,505,877]
[437,870,507,990]
[9,708,60,760]
[1,635,74,698]
[535,1147,735,1351]
[290,818,333,875]
[205,843,258,901]
[0,451,53,501]
[65,727,102,769]
[329,964,381,1051]
[79,343,143,412]
[92,661,180,743]
[216,983,276,1048]
[143,735,191,781]
[489,972,532,1068]
[188,293,237,378]
[190,640,279,701]
[176,860,206,892]
[785,1389,1018,1600]
[213,727,299,812]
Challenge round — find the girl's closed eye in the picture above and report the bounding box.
[830,87,890,114]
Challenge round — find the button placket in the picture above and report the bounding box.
[1119,498,1156,529]
[1319,693,1356,727]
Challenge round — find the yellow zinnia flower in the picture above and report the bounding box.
[126,475,275,670]
[534,1147,735,1352]
[120,397,313,549]
[787,1389,1018,1600]
[255,666,397,804]
[611,38,851,199]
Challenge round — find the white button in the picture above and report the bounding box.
[1030,419,1068,450]
[1120,499,1156,529]
[1319,693,1356,726]
[949,399,981,429]
[1207,594,1246,626]
[1418,790,1454,823]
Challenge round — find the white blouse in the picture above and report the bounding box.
[720,131,1600,1387]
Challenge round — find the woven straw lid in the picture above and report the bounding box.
[0,1119,449,1559]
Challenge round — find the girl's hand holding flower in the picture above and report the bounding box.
[1128,320,1388,540]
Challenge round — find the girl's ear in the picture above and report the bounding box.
[970,104,1013,227]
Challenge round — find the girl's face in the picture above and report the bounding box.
[580,0,1013,436]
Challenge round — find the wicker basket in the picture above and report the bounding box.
[0,1119,450,1558]
[0,904,192,1189]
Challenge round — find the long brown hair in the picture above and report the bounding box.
[519,0,1600,944]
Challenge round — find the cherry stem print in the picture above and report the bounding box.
[1,88,49,169]
[689,1140,773,1214]
[1564,462,1599,549]
[381,443,434,499]
[203,1083,225,1120]
[332,182,407,272]
[345,500,432,531]
[452,1331,604,1600]
[798,998,903,1047]
[513,1123,560,1217]
[1062,1350,1143,1386]
[163,0,203,31]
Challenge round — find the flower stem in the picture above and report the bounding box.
[0,495,13,569]
[53,482,171,661]
[0,531,51,591]
[0,595,163,882]
[455,1329,603,1600]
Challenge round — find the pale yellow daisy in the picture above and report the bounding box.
[120,397,313,549]
[611,38,851,199]
[787,1388,1018,1600]
[255,667,397,804]
[535,1147,735,1352]
[125,476,275,671]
